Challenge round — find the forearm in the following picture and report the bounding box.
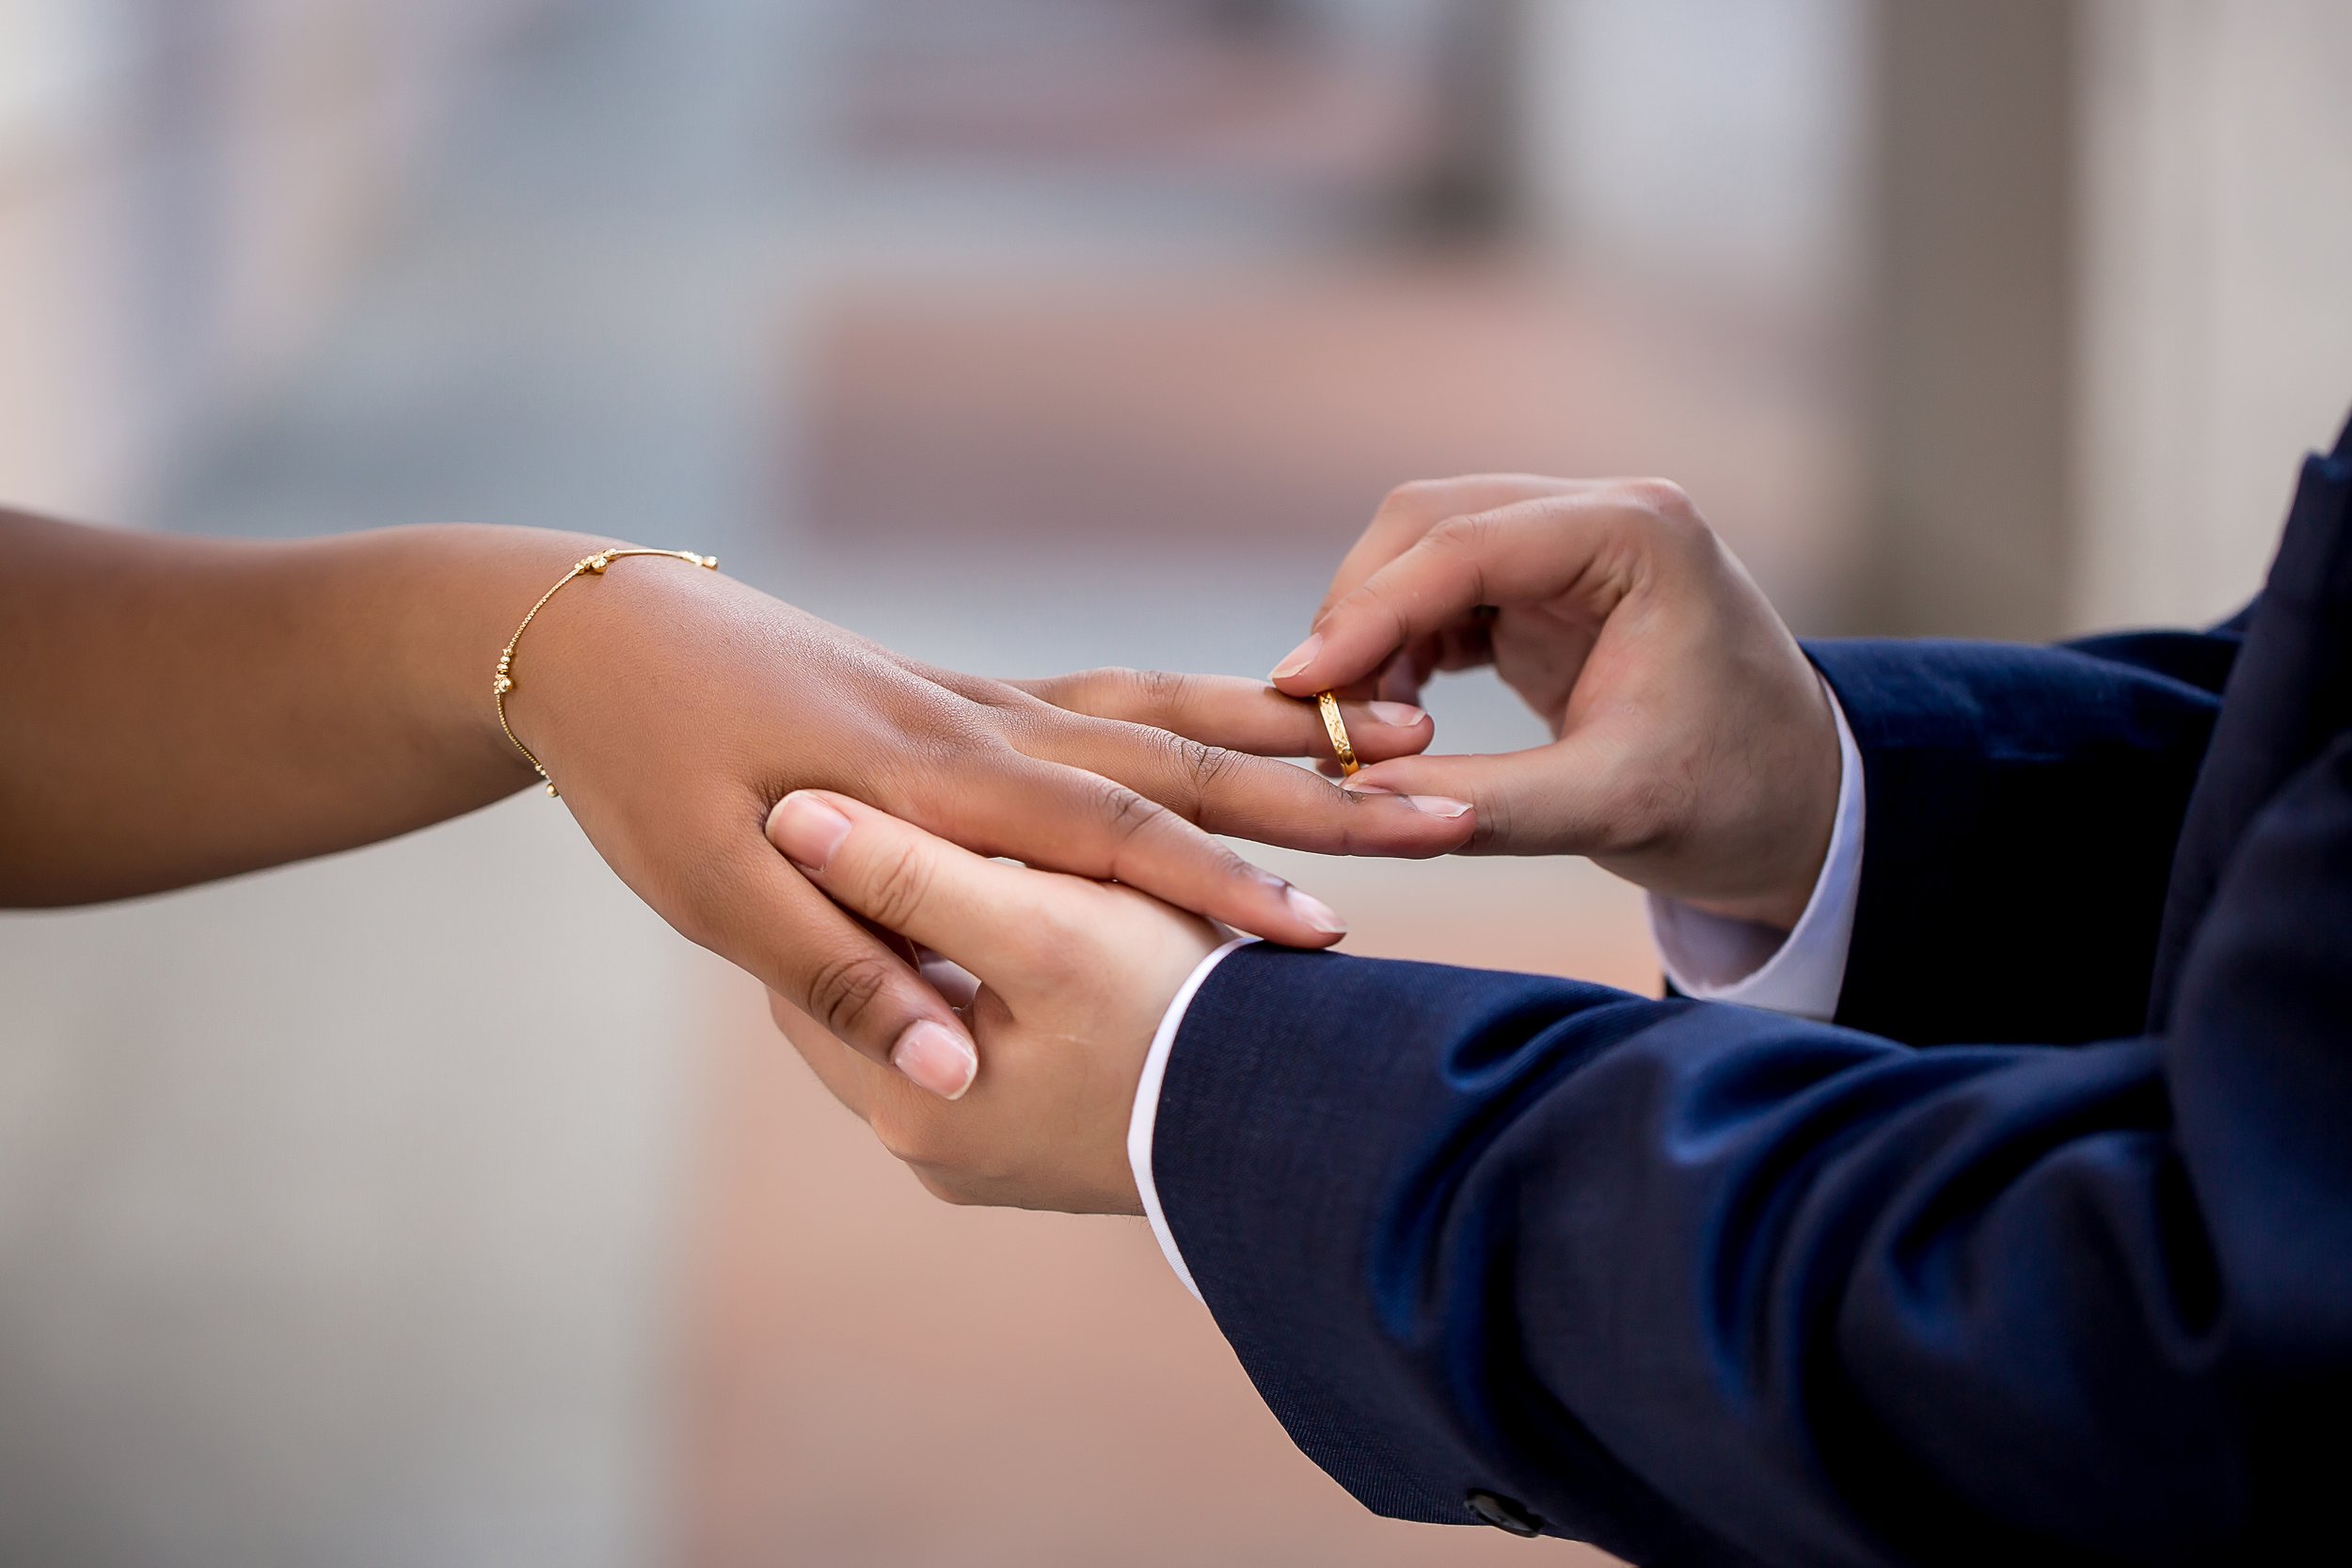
[1153,948,2265,1565]
[0,511,608,904]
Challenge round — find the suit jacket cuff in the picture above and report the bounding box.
[1126,936,1253,1300]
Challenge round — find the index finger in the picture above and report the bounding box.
[685,833,980,1099]
[1315,475,1588,623]
[1269,490,1646,698]
[768,788,1066,976]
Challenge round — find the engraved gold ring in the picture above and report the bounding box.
[1316,689,1360,777]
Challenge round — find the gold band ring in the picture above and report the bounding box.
[1316,689,1360,777]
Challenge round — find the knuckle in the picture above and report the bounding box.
[862,838,936,931]
[1007,670,1073,708]
[802,949,901,1040]
[1057,665,1128,712]
[1155,731,1236,814]
[1424,511,1497,554]
[1418,515,1498,607]
[1380,476,1462,518]
[1620,478,1703,536]
[1092,776,1167,843]
[1466,791,1511,851]
[1343,576,1414,640]
[1378,478,1434,516]
[1621,476,1692,515]
[1134,666,1189,714]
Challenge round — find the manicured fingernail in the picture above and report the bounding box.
[892,1020,977,1100]
[1284,885,1347,936]
[1364,701,1427,727]
[767,791,851,874]
[1268,633,1323,681]
[1405,795,1472,818]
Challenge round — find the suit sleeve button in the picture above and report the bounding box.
[1466,1489,1545,1537]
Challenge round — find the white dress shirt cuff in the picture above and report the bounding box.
[1645,679,1865,1022]
[1127,935,1254,1302]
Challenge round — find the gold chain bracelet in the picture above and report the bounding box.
[494,546,718,797]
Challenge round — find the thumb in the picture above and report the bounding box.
[1341,742,1613,857]
[768,789,1050,982]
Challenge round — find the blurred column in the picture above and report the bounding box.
[0,0,146,518]
[1855,0,2077,638]
[0,0,574,523]
[2070,0,2352,629]
[1517,0,1867,306]
[1408,0,1526,237]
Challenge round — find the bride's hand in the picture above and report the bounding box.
[505,562,1469,1097]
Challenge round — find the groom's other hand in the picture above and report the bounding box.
[765,789,1215,1212]
[1269,476,1839,930]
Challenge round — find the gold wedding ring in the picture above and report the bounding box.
[1315,689,1360,777]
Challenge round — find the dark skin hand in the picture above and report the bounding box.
[0,509,1473,1096]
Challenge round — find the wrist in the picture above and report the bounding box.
[1682,868,1820,936]
[1674,679,1843,934]
[490,541,740,795]
[1686,808,1833,932]
[413,526,631,786]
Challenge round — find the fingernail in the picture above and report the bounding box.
[1284,885,1347,936]
[1404,795,1472,818]
[892,1020,977,1101]
[1340,776,1395,795]
[767,791,851,874]
[1268,633,1323,681]
[1364,701,1427,727]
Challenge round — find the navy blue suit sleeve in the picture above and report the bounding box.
[1156,736,2352,1568]
[1805,623,2241,1044]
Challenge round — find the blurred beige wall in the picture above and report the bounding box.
[2072,0,2352,630]
[1517,0,1867,311]
[1523,0,2352,639]
[1856,0,2078,640]
[1852,0,2352,638]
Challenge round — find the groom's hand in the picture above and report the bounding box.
[1267,476,1840,930]
[765,789,1216,1212]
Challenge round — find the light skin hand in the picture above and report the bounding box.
[765,789,1214,1209]
[1263,476,1841,932]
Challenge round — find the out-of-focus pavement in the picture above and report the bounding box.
[0,3,1851,1564]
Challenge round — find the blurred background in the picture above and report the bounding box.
[3,2,2349,1563]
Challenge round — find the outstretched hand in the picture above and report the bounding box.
[764,789,1216,1211]
[0,513,1456,1107]
[1263,476,1841,930]
[514,561,1464,1100]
